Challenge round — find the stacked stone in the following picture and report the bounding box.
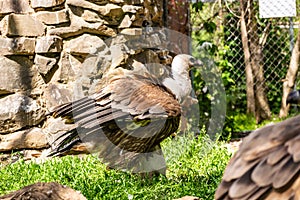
[0,0,166,162]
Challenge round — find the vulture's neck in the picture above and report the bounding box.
[163,66,191,103]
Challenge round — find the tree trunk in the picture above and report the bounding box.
[239,0,255,115]
[239,0,271,123]
[279,29,300,117]
[166,0,190,54]
[249,0,271,123]
[215,0,223,48]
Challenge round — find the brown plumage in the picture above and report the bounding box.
[215,115,300,199]
[48,54,200,173]
[0,182,87,200]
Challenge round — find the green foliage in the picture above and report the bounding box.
[203,22,217,34]
[231,114,257,132]
[0,134,231,199]
[192,2,204,13]
[221,113,286,140]
[191,3,236,137]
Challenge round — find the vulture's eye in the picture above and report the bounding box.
[189,57,196,64]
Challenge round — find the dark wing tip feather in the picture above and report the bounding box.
[49,97,98,119]
[47,129,81,157]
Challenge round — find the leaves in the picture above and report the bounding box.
[204,21,217,33]
[192,2,204,13]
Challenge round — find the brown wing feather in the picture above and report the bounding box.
[228,170,259,198]
[215,115,300,200]
[107,75,181,118]
[286,134,300,162]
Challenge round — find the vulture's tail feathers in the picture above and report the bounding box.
[47,129,81,157]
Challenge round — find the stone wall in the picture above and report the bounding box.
[0,0,190,163]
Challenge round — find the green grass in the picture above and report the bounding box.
[223,113,287,140]
[0,133,231,200]
[233,114,285,131]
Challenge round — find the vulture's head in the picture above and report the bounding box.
[171,54,202,75]
[163,54,202,102]
[286,90,300,105]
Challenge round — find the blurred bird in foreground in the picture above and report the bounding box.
[215,93,300,199]
[47,54,201,174]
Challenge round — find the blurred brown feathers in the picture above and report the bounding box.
[215,115,300,199]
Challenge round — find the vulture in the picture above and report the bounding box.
[0,182,87,200]
[215,102,300,199]
[287,89,300,105]
[47,54,201,174]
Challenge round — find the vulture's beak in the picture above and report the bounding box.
[286,90,300,105]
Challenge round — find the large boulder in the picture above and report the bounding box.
[0,0,33,16]
[0,128,48,152]
[35,36,63,53]
[0,93,45,133]
[66,0,123,17]
[34,10,70,25]
[0,14,45,37]
[64,34,107,56]
[34,54,59,77]
[0,56,34,95]
[0,37,35,55]
[31,0,66,8]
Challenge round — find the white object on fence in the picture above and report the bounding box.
[259,0,296,18]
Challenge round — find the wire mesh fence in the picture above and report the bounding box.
[192,0,300,116]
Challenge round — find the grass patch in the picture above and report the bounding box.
[233,114,284,131]
[223,113,287,140]
[0,134,231,199]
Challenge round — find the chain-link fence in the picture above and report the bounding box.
[226,0,299,114]
[192,0,300,117]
